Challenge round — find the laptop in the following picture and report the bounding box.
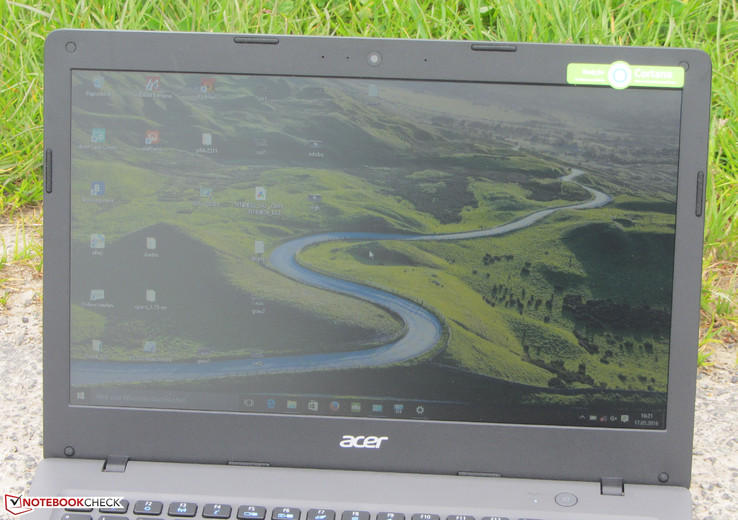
[30,29,710,520]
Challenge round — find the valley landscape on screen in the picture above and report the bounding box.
[69,71,681,429]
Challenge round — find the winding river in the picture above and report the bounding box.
[71,169,612,385]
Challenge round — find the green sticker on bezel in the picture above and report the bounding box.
[567,62,684,89]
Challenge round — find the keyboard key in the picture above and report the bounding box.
[99,517,130,520]
[203,503,233,519]
[133,500,164,516]
[412,515,440,520]
[307,509,336,520]
[238,506,267,520]
[60,514,92,520]
[447,516,474,520]
[168,502,197,517]
[100,499,130,513]
[377,514,404,520]
[342,511,370,520]
[272,508,301,520]
[64,507,93,512]
[481,517,510,520]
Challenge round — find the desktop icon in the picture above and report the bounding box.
[287,400,298,410]
[91,128,106,143]
[91,339,102,352]
[201,78,215,93]
[351,402,362,413]
[394,404,404,414]
[146,290,156,303]
[90,234,105,249]
[267,399,277,410]
[145,130,160,145]
[202,133,213,146]
[372,404,383,413]
[145,76,161,91]
[329,401,340,412]
[90,289,105,301]
[90,181,105,196]
[255,187,266,201]
[92,76,105,89]
[254,241,265,255]
[308,400,319,412]
[146,237,157,250]
[143,341,157,353]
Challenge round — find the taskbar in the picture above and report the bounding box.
[70,387,665,430]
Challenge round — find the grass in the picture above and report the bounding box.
[0,208,43,309]
[0,210,43,271]
[1,0,736,364]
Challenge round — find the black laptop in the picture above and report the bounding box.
[31,29,710,520]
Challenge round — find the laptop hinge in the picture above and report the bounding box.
[102,456,129,473]
[600,477,624,496]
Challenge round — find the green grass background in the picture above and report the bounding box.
[1,0,736,360]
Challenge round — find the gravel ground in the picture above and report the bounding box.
[1,214,736,519]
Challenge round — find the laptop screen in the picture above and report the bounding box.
[68,70,681,430]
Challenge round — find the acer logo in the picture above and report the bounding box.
[339,435,388,449]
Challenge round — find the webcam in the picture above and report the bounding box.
[367,51,382,66]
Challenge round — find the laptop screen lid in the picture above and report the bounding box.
[43,29,710,487]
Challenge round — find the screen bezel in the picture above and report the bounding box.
[43,29,710,487]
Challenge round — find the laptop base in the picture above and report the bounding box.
[29,458,690,520]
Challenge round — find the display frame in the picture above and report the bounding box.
[43,29,710,487]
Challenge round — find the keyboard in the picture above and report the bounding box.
[63,501,531,520]
[35,460,664,520]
